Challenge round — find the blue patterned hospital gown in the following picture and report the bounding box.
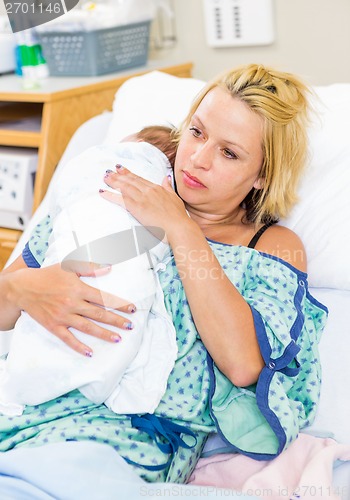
[0,215,328,483]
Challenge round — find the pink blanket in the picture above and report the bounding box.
[188,434,350,499]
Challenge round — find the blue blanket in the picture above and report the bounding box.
[0,442,259,499]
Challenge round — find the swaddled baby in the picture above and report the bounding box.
[0,126,178,416]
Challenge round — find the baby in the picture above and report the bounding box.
[0,126,178,416]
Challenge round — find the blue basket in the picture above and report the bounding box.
[38,20,151,76]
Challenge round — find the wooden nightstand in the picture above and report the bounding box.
[0,227,20,269]
[0,61,193,269]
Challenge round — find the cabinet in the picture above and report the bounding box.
[0,61,193,269]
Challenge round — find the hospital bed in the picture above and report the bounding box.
[1,70,350,499]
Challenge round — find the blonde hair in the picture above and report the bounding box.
[177,64,311,225]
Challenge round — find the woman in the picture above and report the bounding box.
[0,64,327,484]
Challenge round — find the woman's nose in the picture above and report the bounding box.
[191,143,212,170]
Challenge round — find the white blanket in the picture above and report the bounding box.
[0,142,177,416]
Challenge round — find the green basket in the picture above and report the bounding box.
[38,20,151,76]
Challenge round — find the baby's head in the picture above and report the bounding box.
[123,125,177,168]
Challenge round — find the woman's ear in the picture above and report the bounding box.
[253,177,265,190]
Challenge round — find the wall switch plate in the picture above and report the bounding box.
[203,0,275,47]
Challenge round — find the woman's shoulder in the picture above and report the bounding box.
[253,224,307,273]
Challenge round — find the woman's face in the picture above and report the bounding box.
[174,86,264,217]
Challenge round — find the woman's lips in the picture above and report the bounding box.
[182,170,207,188]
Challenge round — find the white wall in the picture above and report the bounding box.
[150,0,350,85]
[1,0,350,85]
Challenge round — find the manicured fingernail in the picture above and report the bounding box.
[115,164,124,170]
[99,188,105,193]
[128,305,136,313]
[123,321,134,330]
[112,335,121,343]
[85,350,93,358]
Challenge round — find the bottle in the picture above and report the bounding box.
[16,30,49,89]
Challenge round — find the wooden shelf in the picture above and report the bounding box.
[0,130,41,147]
[0,102,42,128]
[0,102,42,147]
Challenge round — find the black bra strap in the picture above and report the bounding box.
[247,221,275,249]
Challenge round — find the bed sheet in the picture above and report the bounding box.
[308,288,350,445]
[0,441,260,500]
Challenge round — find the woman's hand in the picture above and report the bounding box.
[99,166,188,240]
[8,260,136,357]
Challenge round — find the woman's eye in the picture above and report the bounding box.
[189,126,202,138]
[223,148,238,159]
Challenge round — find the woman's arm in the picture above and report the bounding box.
[0,255,137,356]
[167,219,264,387]
[167,222,307,387]
[100,169,262,386]
[0,256,28,330]
[101,168,307,387]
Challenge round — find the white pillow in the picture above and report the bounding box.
[308,287,350,445]
[104,70,206,144]
[105,75,350,290]
[282,84,350,290]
